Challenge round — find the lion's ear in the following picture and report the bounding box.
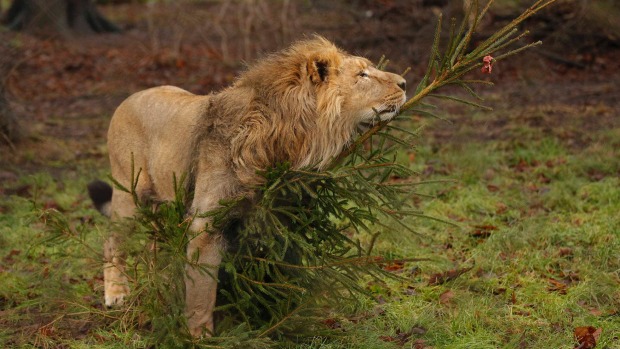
[308,59,329,84]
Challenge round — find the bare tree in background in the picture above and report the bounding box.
[0,40,19,147]
[0,90,17,146]
[2,0,119,36]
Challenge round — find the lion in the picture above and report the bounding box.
[88,36,407,337]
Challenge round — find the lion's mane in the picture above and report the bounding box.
[193,37,354,187]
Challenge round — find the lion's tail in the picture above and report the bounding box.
[87,180,112,217]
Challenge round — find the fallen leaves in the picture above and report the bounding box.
[38,324,56,337]
[486,184,500,192]
[373,257,430,273]
[379,326,428,347]
[428,266,473,286]
[574,326,602,349]
[439,290,455,305]
[469,224,498,239]
[547,278,569,294]
[2,249,21,264]
[382,259,406,272]
[557,247,574,258]
[322,318,342,330]
[546,270,579,294]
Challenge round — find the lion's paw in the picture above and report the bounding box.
[104,283,130,307]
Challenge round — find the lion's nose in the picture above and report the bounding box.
[397,79,406,92]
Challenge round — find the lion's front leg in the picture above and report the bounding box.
[184,147,242,337]
[103,234,130,306]
[103,190,136,307]
[184,217,226,337]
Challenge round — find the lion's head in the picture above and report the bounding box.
[229,36,407,185]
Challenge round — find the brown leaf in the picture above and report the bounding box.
[38,325,55,337]
[527,184,541,192]
[3,249,21,264]
[492,287,507,295]
[495,202,508,214]
[514,159,532,172]
[588,308,603,317]
[412,339,429,349]
[574,326,602,349]
[383,260,405,271]
[558,247,574,257]
[379,335,401,344]
[378,326,428,347]
[428,266,473,286]
[547,278,568,294]
[538,173,551,184]
[487,184,500,192]
[470,225,498,239]
[439,290,455,304]
[513,309,531,316]
[322,318,342,330]
[474,224,498,231]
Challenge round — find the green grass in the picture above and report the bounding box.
[1,103,619,348]
[337,107,620,348]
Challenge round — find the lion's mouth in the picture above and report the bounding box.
[357,106,399,131]
[378,106,398,116]
[357,100,405,132]
[374,105,400,120]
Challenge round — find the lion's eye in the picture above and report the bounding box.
[358,71,369,78]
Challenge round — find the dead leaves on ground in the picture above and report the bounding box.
[380,259,406,272]
[339,262,605,349]
[438,290,455,305]
[547,278,570,294]
[427,266,473,286]
[469,224,498,240]
[574,326,602,349]
[379,326,428,348]
[546,267,580,294]
[324,314,430,348]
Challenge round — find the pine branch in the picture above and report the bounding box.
[333,0,556,165]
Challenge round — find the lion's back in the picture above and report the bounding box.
[108,86,210,201]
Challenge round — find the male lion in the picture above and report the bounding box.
[89,36,406,337]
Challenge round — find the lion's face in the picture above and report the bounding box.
[231,37,410,176]
[335,56,407,131]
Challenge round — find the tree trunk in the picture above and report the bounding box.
[0,92,18,147]
[0,36,20,146]
[2,0,120,37]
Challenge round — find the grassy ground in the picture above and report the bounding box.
[338,107,620,348]
[1,1,620,347]
[1,76,618,348]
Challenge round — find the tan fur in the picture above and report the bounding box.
[103,36,406,337]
